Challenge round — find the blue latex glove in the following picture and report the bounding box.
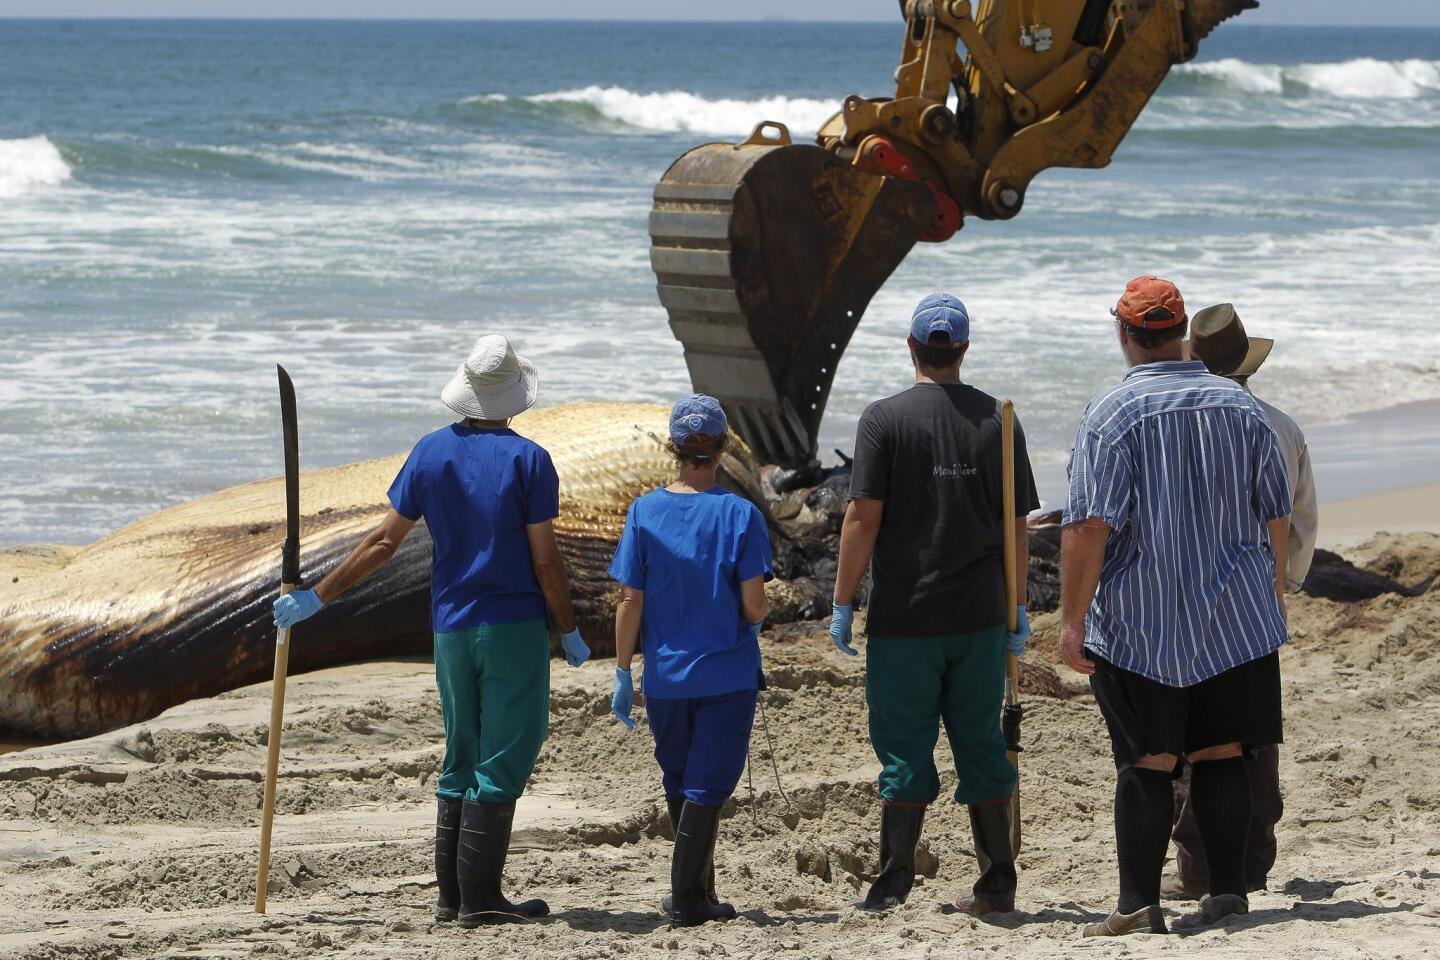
[1006,605,1031,658]
[830,603,858,656]
[560,628,590,668]
[746,619,763,642]
[273,588,323,629]
[611,666,635,730]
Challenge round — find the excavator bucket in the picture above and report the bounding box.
[649,124,936,467]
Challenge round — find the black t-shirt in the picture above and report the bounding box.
[849,382,1041,638]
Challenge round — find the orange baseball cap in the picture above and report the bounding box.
[1112,276,1187,329]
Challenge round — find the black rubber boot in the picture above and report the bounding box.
[861,804,925,910]
[666,796,686,839]
[434,796,463,922]
[456,799,549,927]
[661,796,721,914]
[955,801,1017,916]
[669,801,736,927]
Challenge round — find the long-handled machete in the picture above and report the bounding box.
[255,364,301,914]
[1000,399,1024,857]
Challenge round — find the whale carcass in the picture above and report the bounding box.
[0,403,773,738]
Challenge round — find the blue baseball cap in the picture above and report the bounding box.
[909,293,970,344]
[669,394,728,443]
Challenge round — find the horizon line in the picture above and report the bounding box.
[3,15,1439,27]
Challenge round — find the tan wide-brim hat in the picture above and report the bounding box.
[1182,302,1274,378]
[440,335,538,421]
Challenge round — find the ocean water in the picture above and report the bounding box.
[2,20,1438,545]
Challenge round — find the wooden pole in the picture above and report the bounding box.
[255,584,294,914]
[257,365,301,915]
[1000,399,1023,857]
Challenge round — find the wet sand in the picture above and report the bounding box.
[0,739,51,757]
[2,530,1438,960]
[1030,398,1440,515]
[1320,483,1440,548]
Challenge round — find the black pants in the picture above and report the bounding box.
[1172,744,1282,891]
[1090,651,1283,766]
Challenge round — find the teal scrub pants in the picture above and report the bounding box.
[866,624,1016,805]
[433,619,550,803]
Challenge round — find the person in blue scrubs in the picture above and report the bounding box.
[608,395,773,927]
[273,335,590,927]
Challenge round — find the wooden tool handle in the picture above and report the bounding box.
[1000,399,1023,857]
[254,582,294,914]
[1001,399,1018,632]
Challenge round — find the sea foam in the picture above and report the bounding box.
[0,136,72,198]
[1178,58,1440,99]
[499,86,840,136]
[475,60,1440,139]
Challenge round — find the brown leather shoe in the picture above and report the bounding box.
[1082,905,1168,937]
[954,893,1015,917]
[1160,873,1207,902]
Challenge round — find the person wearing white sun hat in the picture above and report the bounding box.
[272,334,589,927]
[439,333,540,421]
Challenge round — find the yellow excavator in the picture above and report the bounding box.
[649,0,1256,467]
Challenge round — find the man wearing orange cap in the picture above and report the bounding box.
[1059,277,1293,937]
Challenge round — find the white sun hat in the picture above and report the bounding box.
[440,335,539,421]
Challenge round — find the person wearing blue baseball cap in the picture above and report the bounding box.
[607,394,774,927]
[830,293,1040,916]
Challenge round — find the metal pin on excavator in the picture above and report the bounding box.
[650,0,1258,468]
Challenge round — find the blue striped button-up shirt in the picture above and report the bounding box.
[1063,360,1291,687]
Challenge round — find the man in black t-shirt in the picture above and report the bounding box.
[830,293,1040,915]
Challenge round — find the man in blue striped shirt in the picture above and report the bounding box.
[1059,276,1291,937]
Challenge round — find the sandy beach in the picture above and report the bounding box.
[3,516,1437,960]
[4,8,1438,959]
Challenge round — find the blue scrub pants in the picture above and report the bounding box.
[646,689,758,807]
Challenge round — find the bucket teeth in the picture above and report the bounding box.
[1184,0,1260,43]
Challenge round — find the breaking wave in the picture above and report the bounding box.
[464,86,839,136]
[1174,57,1440,99]
[465,61,1440,140]
[0,136,72,198]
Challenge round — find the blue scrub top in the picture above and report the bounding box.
[609,486,774,700]
[388,424,559,633]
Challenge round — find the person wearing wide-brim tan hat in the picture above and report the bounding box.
[271,333,591,927]
[1169,304,1317,905]
[1181,303,1274,378]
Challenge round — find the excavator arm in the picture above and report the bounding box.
[649,0,1257,467]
